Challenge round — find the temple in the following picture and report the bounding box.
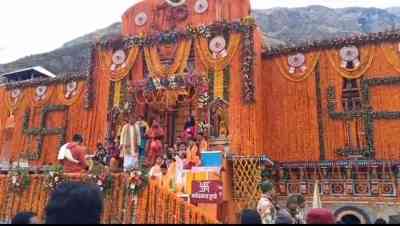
[1,0,400,224]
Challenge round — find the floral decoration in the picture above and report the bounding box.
[127,169,149,197]
[9,168,31,193]
[44,165,64,191]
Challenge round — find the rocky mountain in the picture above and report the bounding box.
[2,6,400,75]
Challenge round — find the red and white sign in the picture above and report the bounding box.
[191,180,223,204]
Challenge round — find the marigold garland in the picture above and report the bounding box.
[196,33,241,100]
[55,81,85,106]
[381,42,400,73]
[100,47,140,82]
[275,52,321,82]
[144,40,192,77]
[195,34,241,71]
[326,45,375,79]
[28,86,55,108]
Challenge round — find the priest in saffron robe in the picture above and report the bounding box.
[146,120,164,167]
[119,117,138,172]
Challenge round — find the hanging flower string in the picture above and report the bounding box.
[144,40,192,77]
[381,42,400,73]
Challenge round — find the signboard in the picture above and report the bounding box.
[191,180,223,204]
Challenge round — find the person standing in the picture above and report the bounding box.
[119,118,138,172]
[257,180,277,224]
[146,120,164,167]
[134,116,149,162]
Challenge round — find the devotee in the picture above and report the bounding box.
[257,180,277,224]
[275,209,294,224]
[375,218,387,224]
[183,115,196,141]
[149,157,164,180]
[94,143,107,166]
[306,208,335,224]
[296,195,306,224]
[106,139,121,172]
[45,182,103,224]
[146,119,164,167]
[186,138,201,169]
[174,151,186,193]
[198,133,209,152]
[120,117,139,172]
[12,212,39,224]
[286,194,306,224]
[240,209,262,224]
[60,134,89,173]
[134,115,149,161]
[173,136,184,153]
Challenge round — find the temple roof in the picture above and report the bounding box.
[0,66,56,84]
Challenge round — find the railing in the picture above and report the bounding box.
[137,180,219,224]
[0,174,219,224]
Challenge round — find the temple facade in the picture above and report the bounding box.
[0,0,400,223]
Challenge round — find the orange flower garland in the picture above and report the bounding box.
[28,85,55,108]
[56,81,85,106]
[326,45,375,79]
[0,174,218,224]
[144,40,192,77]
[195,33,241,99]
[275,52,321,82]
[100,47,140,82]
[4,89,25,114]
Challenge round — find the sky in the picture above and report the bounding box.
[1,0,400,64]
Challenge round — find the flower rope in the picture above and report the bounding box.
[195,33,241,99]
[100,47,140,82]
[144,40,192,77]
[275,52,321,82]
[326,45,375,79]
[381,42,400,73]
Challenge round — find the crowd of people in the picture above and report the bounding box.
[57,115,208,190]
[238,180,391,225]
[8,180,392,224]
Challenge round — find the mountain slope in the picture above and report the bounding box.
[2,6,400,75]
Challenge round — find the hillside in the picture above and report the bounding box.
[2,6,400,75]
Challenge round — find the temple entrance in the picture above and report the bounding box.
[145,102,194,148]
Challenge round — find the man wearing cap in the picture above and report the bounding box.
[257,180,277,224]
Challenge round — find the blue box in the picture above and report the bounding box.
[201,151,223,167]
